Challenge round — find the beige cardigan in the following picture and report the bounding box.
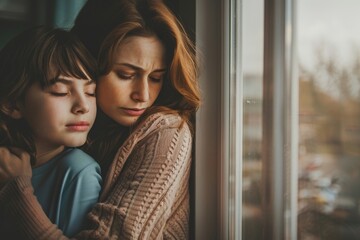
[0,112,192,239]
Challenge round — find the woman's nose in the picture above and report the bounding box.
[131,78,150,102]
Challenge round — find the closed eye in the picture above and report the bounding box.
[149,76,162,82]
[116,72,135,80]
[50,92,68,96]
[86,92,96,97]
[149,70,166,83]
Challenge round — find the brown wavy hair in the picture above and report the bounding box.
[73,0,201,169]
[0,26,97,162]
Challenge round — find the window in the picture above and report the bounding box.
[196,0,360,239]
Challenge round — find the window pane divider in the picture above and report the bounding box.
[263,0,298,239]
[228,0,243,239]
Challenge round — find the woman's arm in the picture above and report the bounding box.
[0,175,68,239]
[0,147,67,239]
[0,147,32,184]
[0,148,103,239]
[84,122,193,239]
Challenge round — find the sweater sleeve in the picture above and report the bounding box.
[0,176,69,240]
[84,123,192,239]
[0,154,102,239]
[0,121,192,240]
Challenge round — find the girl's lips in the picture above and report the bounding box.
[121,108,146,116]
[66,122,90,131]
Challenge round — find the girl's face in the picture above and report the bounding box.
[18,75,97,153]
[97,36,167,127]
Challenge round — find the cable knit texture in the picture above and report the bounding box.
[0,112,192,240]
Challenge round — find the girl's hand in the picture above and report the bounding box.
[0,147,32,184]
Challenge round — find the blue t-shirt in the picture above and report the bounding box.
[32,148,102,237]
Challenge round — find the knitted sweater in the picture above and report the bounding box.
[0,112,192,240]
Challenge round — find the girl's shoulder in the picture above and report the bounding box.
[56,148,100,174]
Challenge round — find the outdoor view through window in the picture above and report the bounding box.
[242,0,264,239]
[242,0,360,239]
[298,0,360,239]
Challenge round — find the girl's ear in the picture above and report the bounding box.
[0,102,23,119]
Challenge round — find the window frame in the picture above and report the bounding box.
[195,0,298,239]
[262,0,298,239]
[194,0,225,238]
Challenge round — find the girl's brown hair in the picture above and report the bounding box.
[0,26,97,160]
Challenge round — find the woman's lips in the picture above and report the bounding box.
[66,122,90,131]
[121,108,146,116]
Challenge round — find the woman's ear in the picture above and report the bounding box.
[0,102,23,119]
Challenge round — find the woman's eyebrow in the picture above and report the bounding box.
[115,63,167,72]
[152,69,167,73]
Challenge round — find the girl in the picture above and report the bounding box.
[0,26,102,238]
[0,0,200,239]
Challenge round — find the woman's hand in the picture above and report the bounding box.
[0,147,32,184]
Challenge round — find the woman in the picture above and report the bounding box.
[0,0,200,239]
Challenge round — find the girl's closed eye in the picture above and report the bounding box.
[50,92,69,96]
[85,91,96,97]
[85,85,96,97]
[46,85,70,96]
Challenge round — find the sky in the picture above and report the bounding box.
[298,0,360,70]
[242,0,360,74]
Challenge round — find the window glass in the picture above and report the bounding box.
[298,1,360,239]
[242,0,264,238]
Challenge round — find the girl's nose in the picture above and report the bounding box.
[71,93,90,114]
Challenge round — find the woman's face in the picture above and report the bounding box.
[97,36,167,126]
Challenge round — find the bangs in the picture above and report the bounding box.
[29,29,97,87]
[48,46,96,84]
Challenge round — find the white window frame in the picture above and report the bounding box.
[195,0,298,239]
